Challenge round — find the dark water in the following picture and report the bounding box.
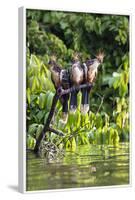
[26,143,129,191]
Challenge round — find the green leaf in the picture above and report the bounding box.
[44,112,49,124]
[96,114,103,129]
[71,137,76,151]
[36,110,45,122]
[31,77,37,92]
[30,54,41,68]
[39,93,46,109]
[46,91,54,109]
[65,140,71,149]
[36,124,43,139]
[26,88,31,105]
[28,123,38,136]
[27,135,36,149]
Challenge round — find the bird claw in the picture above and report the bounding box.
[70,105,77,114]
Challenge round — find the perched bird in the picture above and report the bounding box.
[70,53,84,113]
[59,69,70,123]
[49,56,70,124]
[81,51,105,115]
[49,55,61,89]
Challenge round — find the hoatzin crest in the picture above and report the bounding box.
[70,53,83,113]
[49,55,70,124]
[81,50,105,115]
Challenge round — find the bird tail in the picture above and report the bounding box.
[80,88,90,115]
[70,90,78,114]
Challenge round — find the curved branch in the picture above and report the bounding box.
[34,83,93,154]
[57,83,93,96]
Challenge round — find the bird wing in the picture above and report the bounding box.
[50,64,61,89]
[86,59,95,67]
[71,61,83,85]
[87,67,97,83]
[51,70,60,89]
[60,70,70,89]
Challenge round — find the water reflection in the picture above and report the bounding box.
[26,143,129,191]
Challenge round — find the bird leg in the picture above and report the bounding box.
[60,94,69,124]
[70,88,78,114]
[81,85,93,115]
[81,88,89,115]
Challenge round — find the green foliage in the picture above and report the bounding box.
[26,10,129,150]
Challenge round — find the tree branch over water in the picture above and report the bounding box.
[34,83,93,153]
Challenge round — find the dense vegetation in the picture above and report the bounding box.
[26,10,129,151]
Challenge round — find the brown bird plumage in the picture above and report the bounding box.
[49,56,62,89]
[49,56,71,124]
[70,53,83,113]
[81,51,105,114]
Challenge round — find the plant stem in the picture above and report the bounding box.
[96,95,104,115]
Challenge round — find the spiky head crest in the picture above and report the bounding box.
[96,50,105,63]
[48,55,57,65]
[72,52,80,62]
[50,55,57,62]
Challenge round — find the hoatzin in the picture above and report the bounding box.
[70,53,84,113]
[81,51,105,115]
[49,56,70,124]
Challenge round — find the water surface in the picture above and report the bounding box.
[26,143,129,191]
